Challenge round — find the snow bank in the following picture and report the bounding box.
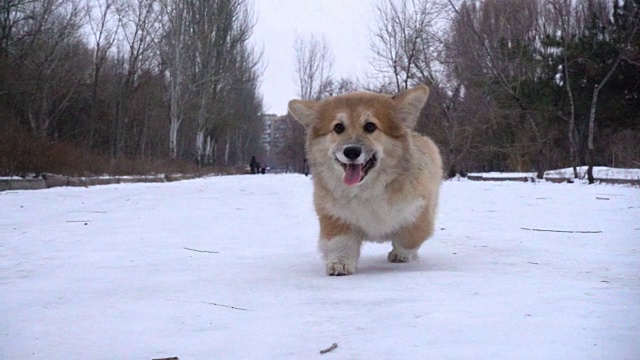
[545,166,640,180]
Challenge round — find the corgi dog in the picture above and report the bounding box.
[288,85,443,276]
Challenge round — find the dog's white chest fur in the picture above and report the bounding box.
[325,189,425,240]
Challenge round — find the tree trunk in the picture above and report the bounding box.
[112,90,126,159]
[213,137,218,166]
[205,135,213,165]
[169,115,179,159]
[224,130,230,167]
[584,18,634,182]
[89,65,99,149]
[563,63,578,179]
[195,129,205,167]
[167,1,184,160]
[139,109,149,159]
[447,148,457,179]
[194,90,209,167]
[587,84,598,185]
[587,53,623,184]
[536,147,545,180]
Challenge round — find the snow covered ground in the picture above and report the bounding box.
[1,174,639,359]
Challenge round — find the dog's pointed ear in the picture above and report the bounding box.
[288,99,318,128]
[393,85,429,129]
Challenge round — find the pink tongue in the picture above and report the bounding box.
[343,164,363,186]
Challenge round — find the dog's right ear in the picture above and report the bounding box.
[288,100,318,128]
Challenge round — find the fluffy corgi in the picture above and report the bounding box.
[288,85,443,276]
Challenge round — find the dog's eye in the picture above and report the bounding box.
[364,122,377,133]
[333,123,345,134]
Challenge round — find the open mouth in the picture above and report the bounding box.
[340,154,377,186]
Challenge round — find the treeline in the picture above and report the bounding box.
[290,0,640,181]
[377,0,640,180]
[0,0,264,176]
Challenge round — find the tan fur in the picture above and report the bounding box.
[288,85,443,275]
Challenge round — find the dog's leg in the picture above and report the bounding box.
[318,214,361,275]
[388,241,419,263]
[319,234,362,276]
[388,206,435,263]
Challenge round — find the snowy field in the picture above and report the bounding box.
[1,174,639,359]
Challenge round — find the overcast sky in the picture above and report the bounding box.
[252,0,377,115]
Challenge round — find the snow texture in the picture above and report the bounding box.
[1,174,639,359]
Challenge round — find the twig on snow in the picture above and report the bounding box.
[319,343,338,355]
[183,247,219,254]
[153,357,179,360]
[521,227,602,234]
[203,302,248,311]
[166,299,248,311]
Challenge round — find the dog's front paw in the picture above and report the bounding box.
[326,260,356,276]
[387,249,415,263]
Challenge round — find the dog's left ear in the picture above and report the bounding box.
[393,85,429,129]
[288,99,318,128]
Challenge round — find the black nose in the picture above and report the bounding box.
[343,146,362,160]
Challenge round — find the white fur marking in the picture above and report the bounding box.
[319,234,361,276]
[335,112,348,124]
[326,196,425,240]
[388,243,418,263]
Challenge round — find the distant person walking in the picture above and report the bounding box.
[250,156,258,174]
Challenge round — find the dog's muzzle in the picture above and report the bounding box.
[336,145,377,186]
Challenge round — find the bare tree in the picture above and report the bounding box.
[582,0,639,183]
[86,0,117,149]
[158,0,186,160]
[286,33,334,173]
[11,0,87,138]
[370,0,445,93]
[293,33,334,100]
[448,0,552,178]
[274,114,306,172]
[0,0,36,56]
[546,0,579,179]
[223,40,264,167]
[369,0,477,177]
[111,0,160,159]
[187,0,255,167]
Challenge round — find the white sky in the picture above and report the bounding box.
[252,0,377,115]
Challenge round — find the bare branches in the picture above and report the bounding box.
[11,0,87,138]
[584,0,639,183]
[369,0,446,92]
[293,33,334,100]
[86,0,117,148]
[156,0,263,165]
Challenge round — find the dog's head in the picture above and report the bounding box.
[288,85,429,187]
